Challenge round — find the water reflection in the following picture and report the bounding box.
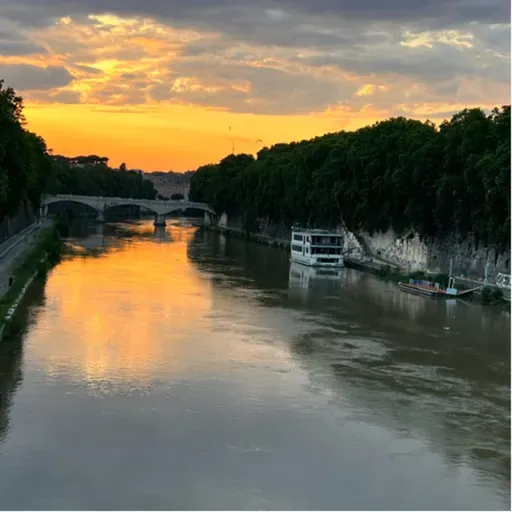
[0,343,23,442]
[66,219,201,252]
[31,222,213,389]
[0,222,508,510]
[187,228,511,500]
[0,281,46,442]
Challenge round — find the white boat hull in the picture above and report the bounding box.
[290,254,344,268]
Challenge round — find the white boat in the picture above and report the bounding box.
[288,262,343,301]
[289,262,343,287]
[290,227,344,268]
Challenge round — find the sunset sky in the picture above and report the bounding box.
[0,1,509,171]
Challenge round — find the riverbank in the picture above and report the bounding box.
[0,221,63,340]
[203,223,510,308]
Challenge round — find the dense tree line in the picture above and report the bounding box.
[190,106,510,251]
[47,156,157,199]
[0,80,53,222]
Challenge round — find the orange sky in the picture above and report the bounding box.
[24,102,374,172]
[0,7,508,171]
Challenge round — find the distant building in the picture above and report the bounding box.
[144,171,191,199]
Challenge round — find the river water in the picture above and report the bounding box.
[0,220,509,510]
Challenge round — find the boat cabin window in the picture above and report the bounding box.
[311,235,342,246]
[293,234,303,242]
[292,244,302,252]
[311,247,342,255]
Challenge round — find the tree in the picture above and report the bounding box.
[189,106,511,252]
[0,80,50,221]
[46,155,157,199]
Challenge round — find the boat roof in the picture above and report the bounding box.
[292,227,342,235]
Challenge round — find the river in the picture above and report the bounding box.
[0,220,509,510]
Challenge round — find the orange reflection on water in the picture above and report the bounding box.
[31,225,213,386]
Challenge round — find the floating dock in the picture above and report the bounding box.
[398,281,482,299]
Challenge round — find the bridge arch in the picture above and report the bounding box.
[103,201,158,215]
[160,204,216,216]
[41,194,216,224]
[42,196,101,212]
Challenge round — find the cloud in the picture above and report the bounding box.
[73,64,104,75]
[294,26,510,85]
[0,39,45,56]
[0,64,73,90]
[28,89,82,103]
[1,0,509,31]
[0,1,508,117]
[158,58,354,114]
[0,17,47,56]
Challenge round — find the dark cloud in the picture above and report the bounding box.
[1,0,510,29]
[0,3,509,71]
[0,39,45,56]
[73,64,103,75]
[0,64,73,90]
[269,0,510,25]
[121,72,140,80]
[295,41,509,84]
[433,81,459,96]
[0,1,508,114]
[91,83,146,105]
[0,23,47,55]
[27,90,82,103]
[148,84,174,102]
[160,60,351,114]
[50,90,81,103]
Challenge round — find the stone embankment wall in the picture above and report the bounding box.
[215,212,510,281]
[0,271,39,341]
[352,228,510,281]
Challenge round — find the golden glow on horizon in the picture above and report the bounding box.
[23,97,502,171]
[23,102,382,170]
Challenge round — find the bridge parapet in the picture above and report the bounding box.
[41,194,216,219]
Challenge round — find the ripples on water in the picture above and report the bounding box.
[0,220,509,510]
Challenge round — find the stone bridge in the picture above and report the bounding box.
[41,194,216,226]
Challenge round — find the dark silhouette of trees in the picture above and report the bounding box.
[47,157,157,199]
[190,107,510,251]
[0,80,53,222]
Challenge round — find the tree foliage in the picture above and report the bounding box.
[190,107,511,251]
[46,156,157,199]
[0,79,53,221]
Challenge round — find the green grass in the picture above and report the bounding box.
[0,224,63,331]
